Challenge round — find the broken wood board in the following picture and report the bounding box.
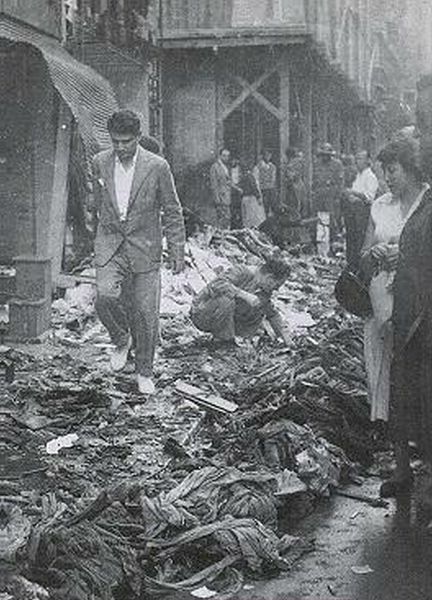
[56,273,96,289]
[174,380,238,414]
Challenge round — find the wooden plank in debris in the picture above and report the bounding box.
[174,380,238,414]
[56,273,96,288]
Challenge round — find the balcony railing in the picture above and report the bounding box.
[64,0,397,106]
[161,0,306,36]
[68,0,155,48]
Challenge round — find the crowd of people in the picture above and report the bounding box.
[208,141,386,259]
[206,127,432,511]
[91,110,294,397]
[91,106,432,521]
[209,146,308,236]
[330,120,432,508]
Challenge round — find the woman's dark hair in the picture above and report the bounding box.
[377,138,423,182]
[107,110,141,137]
[262,254,291,281]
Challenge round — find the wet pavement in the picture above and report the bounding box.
[235,479,432,600]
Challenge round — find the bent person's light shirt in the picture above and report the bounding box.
[351,167,379,203]
[114,152,138,221]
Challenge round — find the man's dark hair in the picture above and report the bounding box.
[219,148,230,156]
[262,254,291,281]
[285,146,298,161]
[140,135,161,155]
[107,110,141,137]
[377,138,423,182]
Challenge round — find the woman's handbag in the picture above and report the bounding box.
[334,268,372,318]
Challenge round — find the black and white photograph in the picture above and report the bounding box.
[2,1,432,599]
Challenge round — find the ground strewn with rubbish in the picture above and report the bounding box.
[2,229,390,600]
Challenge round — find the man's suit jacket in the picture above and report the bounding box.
[210,160,232,207]
[312,157,344,214]
[92,146,185,272]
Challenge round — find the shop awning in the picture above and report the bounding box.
[0,17,118,156]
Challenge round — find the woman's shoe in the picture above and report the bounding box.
[380,475,413,498]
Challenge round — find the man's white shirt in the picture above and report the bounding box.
[351,167,379,203]
[114,151,138,221]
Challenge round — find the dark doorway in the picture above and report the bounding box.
[223,95,280,169]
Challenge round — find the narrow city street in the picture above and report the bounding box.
[3,2,432,600]
[1,233,398,600]
[237,482,432,600]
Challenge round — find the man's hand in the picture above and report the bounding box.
[171,257,185,274]
[230,182,243,194]
[353,192,368,203]
[370,243,389,262]
[383,244,399,270]
[346,191,367,205]
[237,290,261,308]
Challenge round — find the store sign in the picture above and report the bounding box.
[0,0,61,38]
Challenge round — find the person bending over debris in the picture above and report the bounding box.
[190,256,291,345]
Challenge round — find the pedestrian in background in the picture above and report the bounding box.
[341,153,357,188]
[342,150,379,269]
[281,147,307,220]
[230,156,243,229]
[312,143,344,256]
[254,149,277,218]
[92,110,185,395]
[210,148,241,229]
[240,160,266,229]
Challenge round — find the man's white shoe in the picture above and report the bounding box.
[110,336,132,372]
[137,375,155,395]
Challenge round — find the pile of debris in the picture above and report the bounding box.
[2,227,378,599]
[51,228,317,346]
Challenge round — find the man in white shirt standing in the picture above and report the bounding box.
[351,150,379,203]
[92,110,185,395]
[342,150,379,269]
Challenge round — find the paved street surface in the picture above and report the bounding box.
[236,479,432,600]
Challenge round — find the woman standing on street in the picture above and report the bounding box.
[380,93,432,502]
[240,160,266,229]
[360,138,429,496]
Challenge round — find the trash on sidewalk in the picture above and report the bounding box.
[274,469,308,496]
[351,564,374,574]
[335,489,389,508]
[2,575,49,600]
[191,586,218,598]
[255,420,350,495]
[139,466,278,537]
[0,505,32,561]
[46,433,79,455]
[174,380,239,414]
[2,227,378,598]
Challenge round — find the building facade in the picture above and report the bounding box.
[64,0,158,137]
[1,0,421,339]
[155,0,411,222]
[0,1,117,339]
